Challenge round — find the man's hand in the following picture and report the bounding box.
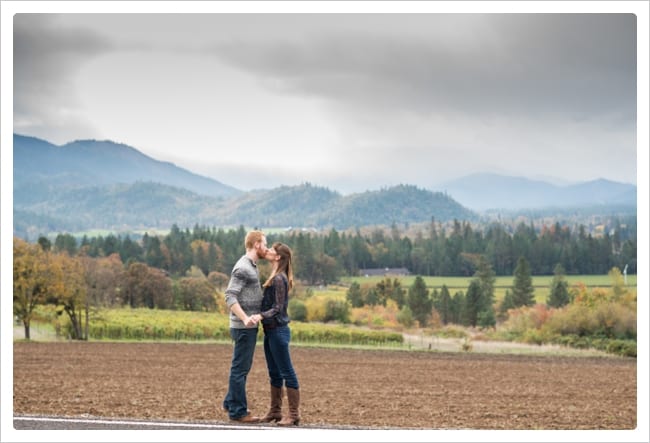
[244,314,262,327]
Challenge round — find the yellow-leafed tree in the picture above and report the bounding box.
[13,237,48,339]
[50,252,88,339]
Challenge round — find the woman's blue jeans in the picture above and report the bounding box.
[263,325,299,390]
[223,327,258,419]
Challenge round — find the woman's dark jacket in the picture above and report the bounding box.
[260,273,290,329]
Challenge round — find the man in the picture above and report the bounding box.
[222,230,273,423]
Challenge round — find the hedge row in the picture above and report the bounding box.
[88,308,404,346]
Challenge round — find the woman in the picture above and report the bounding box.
[251,242,300,426]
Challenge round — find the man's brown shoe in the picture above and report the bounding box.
[230,414,260,423]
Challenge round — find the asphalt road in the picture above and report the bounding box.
[12,415,367,431]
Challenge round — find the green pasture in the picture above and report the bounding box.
[341,274,637,288]
[337,274,636,304]
[68,228,172,238]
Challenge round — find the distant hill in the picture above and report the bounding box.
[214,183,475,228]
[13,134,241,198]
[317,184,475,228]
[438,173,636,211]
[13,134,477,237]
[13,134,636,238]
[14,182,226,237]
[14,181,477,238]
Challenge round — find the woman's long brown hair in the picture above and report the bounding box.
[263,242,294,290]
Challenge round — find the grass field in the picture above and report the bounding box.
[336,274,636,304]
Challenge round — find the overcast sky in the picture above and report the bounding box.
[9,6,642,193]
[2,5,650,442]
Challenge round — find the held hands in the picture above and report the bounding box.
[245,314,263,327]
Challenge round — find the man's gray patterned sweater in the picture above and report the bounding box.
[224,256,263,329]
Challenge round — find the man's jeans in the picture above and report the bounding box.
[223,327,258,419]
[263,326,299,389]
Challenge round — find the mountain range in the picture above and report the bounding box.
[439,173,636,211]
[12,134,637,238]
[13,134,239,199]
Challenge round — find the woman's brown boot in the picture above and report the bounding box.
[261,385,283,423]
[277,387,300,426]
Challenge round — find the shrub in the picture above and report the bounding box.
[288,299,307,322]
[350,302,401,329]
[397,305,414,328]
[304,296,328,322]
[435,325,469,339]
[324,299,350,323]
[290,322,403,346]
[606,340,637,358]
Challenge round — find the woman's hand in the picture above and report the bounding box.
[245,314,262,326]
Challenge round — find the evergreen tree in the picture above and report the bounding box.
[103,234,120,257]
[54,233,78,255]
[120,236,143,264]
[438,284,452,325]
[547,263,570,308]
[498,289,516,321]
[471,256,497,328]
[430,288,441,313]
[208,242,220,273]
[375,277,405,307]
[407,276,432,327]
[512,256,535,307]
[294,233,318,284]
[144,235,165,269]
[350,230,372,273]
[484,224,514,275]
[324,228,342,266]
[463,280,482,327]
[474,255,496,311]
[375,278,392,306]
[346,282,364,308]
[477,308,496,329]
[365,288,379,306]
[37,236,52,252]
[389,278,406,308]
[450,291,465,325]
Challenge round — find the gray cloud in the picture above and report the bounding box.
[212,14,636,121]
[9,12,639,190]
[13,14,113,139]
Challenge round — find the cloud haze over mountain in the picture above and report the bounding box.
[8,4,641,194]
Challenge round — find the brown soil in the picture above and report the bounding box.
[13,341,636,430]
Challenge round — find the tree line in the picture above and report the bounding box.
[342,256,567,330]
[44,216,636,285]
[14,214,636,355]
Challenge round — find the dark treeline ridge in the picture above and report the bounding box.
[42,215,637,285]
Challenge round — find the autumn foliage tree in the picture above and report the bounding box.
[207,271,229,290]
[48,252,88,340]
[15,237,93,340]
[123,262,173,309]
[176,274,217,312]
[13,237,49,339]
[80,252,124,307]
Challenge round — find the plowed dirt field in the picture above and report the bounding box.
[13,341,636,430]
